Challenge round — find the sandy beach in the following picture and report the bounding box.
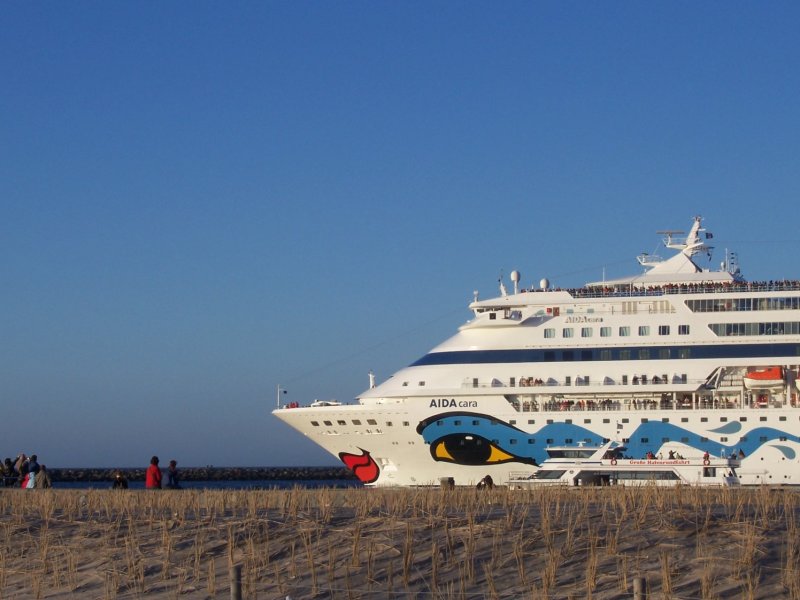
[1,485,799,599]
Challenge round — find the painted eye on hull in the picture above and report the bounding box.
[430,433,534,466]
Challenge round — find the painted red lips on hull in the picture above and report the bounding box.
[339,448,379,484]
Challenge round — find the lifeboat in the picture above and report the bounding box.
[743,367,785,390]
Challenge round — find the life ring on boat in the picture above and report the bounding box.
[610,458,617,465]
[703,459,710,466]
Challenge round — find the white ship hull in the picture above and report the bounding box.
[274,217,800,487]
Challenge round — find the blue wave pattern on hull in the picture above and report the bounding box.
[418,412,800,466]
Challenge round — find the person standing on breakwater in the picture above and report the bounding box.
[166,459,181,489]
[145,456,162,489]
[112,471,129,489]
[34,465,51,489]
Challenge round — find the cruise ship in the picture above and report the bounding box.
[274,216,800,486]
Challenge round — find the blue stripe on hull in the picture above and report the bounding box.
[411,343,800,366]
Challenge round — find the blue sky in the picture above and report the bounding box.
[2,3,799,467]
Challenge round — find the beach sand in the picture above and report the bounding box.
[1,485,798,598]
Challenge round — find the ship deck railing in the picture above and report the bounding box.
[517,280,800,299]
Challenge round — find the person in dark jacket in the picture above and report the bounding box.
[166,460,181,489]
[112,471,129,489]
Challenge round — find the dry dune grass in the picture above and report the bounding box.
[0,485,799,599]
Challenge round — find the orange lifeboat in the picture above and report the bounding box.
[743,367,784,390]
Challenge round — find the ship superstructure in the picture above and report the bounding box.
[274,217,800,486]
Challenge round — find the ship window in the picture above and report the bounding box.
[472,420,480,425]
[386,421,393,426]
[739,417,747,422]
[547,419,554,424]
[641,437,649,443]
[780,436,788,442]
[658,325,670,335]
[600,350,612,360]
[700,437,708,442]
[639,326,650,336]
[562,351,574,361]
[641,418,648,423]
[436,420,443,426]
[337,420,346,426]
[324,421,332,426]
[581,327,593,338]
[659,349,670,359]
[565,419,572,424]
[638,349,650,360]
[546,438,554,444]
[544,351,555,362]
[622,438,630,443]
[780,416,787,421]
[366,419,377,426]
[311,421,320,427]
[563,328,574,338]
[681,437,689,443]
[509,419,516,425]
[721,437,728,442]
[740,436,748,442]
[603,419,610,424]
[565,438,573,444]
[489,313,496,320]
[528,419,535,424]
[544,328,555,338]
[760,436,768,442]
[760,417,767,422]
[528,438,536,444]
[661,418,669,423]
[402,382,408,386]
[403,421,409,426]
[600,327,611,337]
[701,417,708,422]
[352,420,361,425]
[491,439,499,445]
[619,326,630,336]
[584,419,591,424]
[681,418,688,423]
[619,350,631,360]
[454,420,462,426]
[720,417,728,422]
[509,439,517,445]
[679,325,690,335]
[678,349,691,359]
[581,351,593,361]
[418,381,425,386]
[622,418,629,423]
[565,376,571,386]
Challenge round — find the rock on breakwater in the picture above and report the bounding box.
[48,466,357,483]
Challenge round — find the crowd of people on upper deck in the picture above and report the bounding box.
[517,279,800,299]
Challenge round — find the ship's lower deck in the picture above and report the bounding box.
[274,387,800,487]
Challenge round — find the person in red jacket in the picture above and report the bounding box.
[145,456,162,489]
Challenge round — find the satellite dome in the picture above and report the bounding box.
[510,270,521,282]
[540,278,549,290]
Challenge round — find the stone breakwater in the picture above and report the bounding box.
[47,466,356,483]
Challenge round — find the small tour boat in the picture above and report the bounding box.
[507,442,740,488]
[743,367,785,390]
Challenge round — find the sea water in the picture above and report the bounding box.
[54,479,362,490]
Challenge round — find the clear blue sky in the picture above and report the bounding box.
[2,3,799,467]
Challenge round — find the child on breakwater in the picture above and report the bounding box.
[166,460,181,489]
